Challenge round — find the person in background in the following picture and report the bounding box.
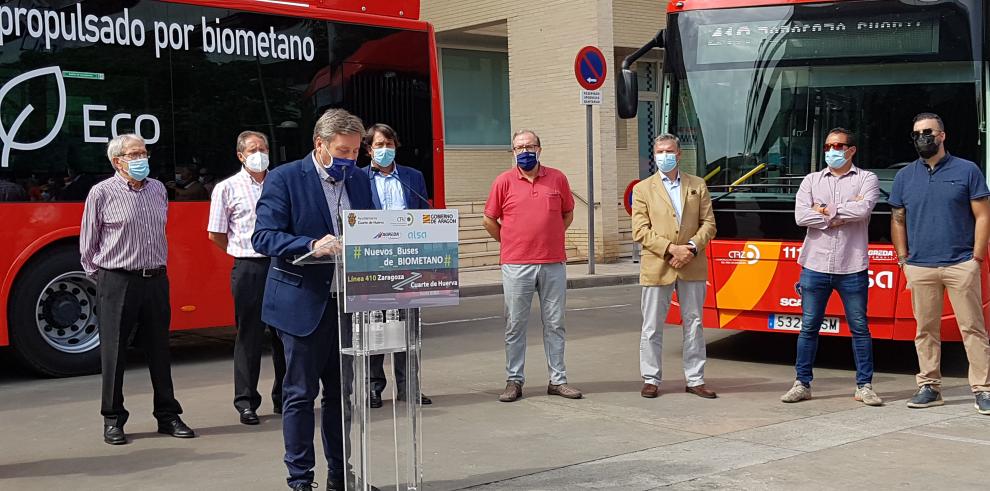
[781,128,882,406]
[168,164,209,200]
[80,133,195,445]
[483,129,582,403]
[632,133,718,400]
[361,123,433,408]
[208,130,287,425]
[889,112,990,415]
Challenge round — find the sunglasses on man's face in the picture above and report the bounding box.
[823,142,851,152]
[911,128,942,139]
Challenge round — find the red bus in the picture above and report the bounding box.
[618,0,988,340]
[0,0,444,376]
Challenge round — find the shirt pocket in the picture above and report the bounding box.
[101,205,126,228]
[934,179,969,202]
[546,191,563,212]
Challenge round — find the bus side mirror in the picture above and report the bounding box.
[616,29,664,119]
[616,68,638,119]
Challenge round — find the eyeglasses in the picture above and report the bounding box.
[512,145,540,153]
[911,129,942,139]
[823,143,851,152]
[119,151,150,160]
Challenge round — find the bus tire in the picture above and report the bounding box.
[8,244,101,377]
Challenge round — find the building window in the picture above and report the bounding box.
[441,48,509,146]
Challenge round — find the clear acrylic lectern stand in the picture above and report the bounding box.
[335,259,424,490]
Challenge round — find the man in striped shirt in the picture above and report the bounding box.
[80,133,194,445]
[208,130,287,425]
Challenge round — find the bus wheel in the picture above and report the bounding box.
[9,246,101,377]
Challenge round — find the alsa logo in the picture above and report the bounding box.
[869,270,893,289]
[372,231,400,240]
[780,270,894,306]
[727,244,761,265]
[0,66,160,168]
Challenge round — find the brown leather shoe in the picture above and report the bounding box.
[499,381,522,402]
[686,384,717,399]
[641,383,659,398]
[547,383,583,399]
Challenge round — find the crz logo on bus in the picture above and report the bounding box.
[0,66,160,168]
[726,244,761,265]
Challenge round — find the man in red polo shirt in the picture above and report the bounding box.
[483,129,582,403]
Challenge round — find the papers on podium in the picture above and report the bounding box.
[291,238,341,265]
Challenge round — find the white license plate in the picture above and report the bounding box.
[768,314,839,334]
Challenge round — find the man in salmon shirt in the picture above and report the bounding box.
[483,129,583,403]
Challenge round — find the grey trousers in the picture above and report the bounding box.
[640,281,708,388]
[502,263,568,385]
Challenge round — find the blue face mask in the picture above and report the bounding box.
[126,158,150,181]
[515,151,538,171]
[326,155,355,182]
[824,149,847,168]
[655,152,677,173]
[373,147,396,167]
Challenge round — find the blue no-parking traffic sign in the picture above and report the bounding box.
[574,46,607,91]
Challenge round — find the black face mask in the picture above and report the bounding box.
[913,134,940,159]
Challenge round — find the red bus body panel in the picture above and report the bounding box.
[664,240,990,341]
[0,203,237,346]
[0,0,441,348]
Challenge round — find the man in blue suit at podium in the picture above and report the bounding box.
[362,123,433,408]
[252,108,377,491]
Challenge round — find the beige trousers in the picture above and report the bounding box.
[904,259,990,392]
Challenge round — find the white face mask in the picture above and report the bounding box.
[245,152,270,173]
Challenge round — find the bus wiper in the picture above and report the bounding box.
[712,163,767,202]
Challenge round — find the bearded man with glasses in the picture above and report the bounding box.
[889,113,990,415]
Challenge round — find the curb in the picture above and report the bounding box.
[459,274,639,298]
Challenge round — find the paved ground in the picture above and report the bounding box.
[0,284,986,490]
[459,261,640,296]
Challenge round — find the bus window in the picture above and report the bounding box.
[0,1,172,202]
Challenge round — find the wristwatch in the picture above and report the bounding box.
[688,244,698,256]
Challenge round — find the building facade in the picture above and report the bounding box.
[423,0,668,263]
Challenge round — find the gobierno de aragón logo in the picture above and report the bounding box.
[0,66,67,168]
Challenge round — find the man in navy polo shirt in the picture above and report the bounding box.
[889,112,990,415]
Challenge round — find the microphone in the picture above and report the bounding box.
[396,175,430,208]
[373,165,430,208]
[335,165,347,234]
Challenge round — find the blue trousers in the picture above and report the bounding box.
[795,268,874,387]
[277,303,352,487]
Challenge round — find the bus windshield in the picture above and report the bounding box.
[665,0,985,227]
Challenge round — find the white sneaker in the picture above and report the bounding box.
[780,380,811,403]
[854,384,883,406]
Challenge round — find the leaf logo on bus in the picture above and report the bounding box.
[0,66,67,168]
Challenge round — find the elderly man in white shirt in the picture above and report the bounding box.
[208,130,287,425]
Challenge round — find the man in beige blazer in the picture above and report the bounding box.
[632,133,717,399]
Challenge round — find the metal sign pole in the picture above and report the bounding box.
[586,103,595,275]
